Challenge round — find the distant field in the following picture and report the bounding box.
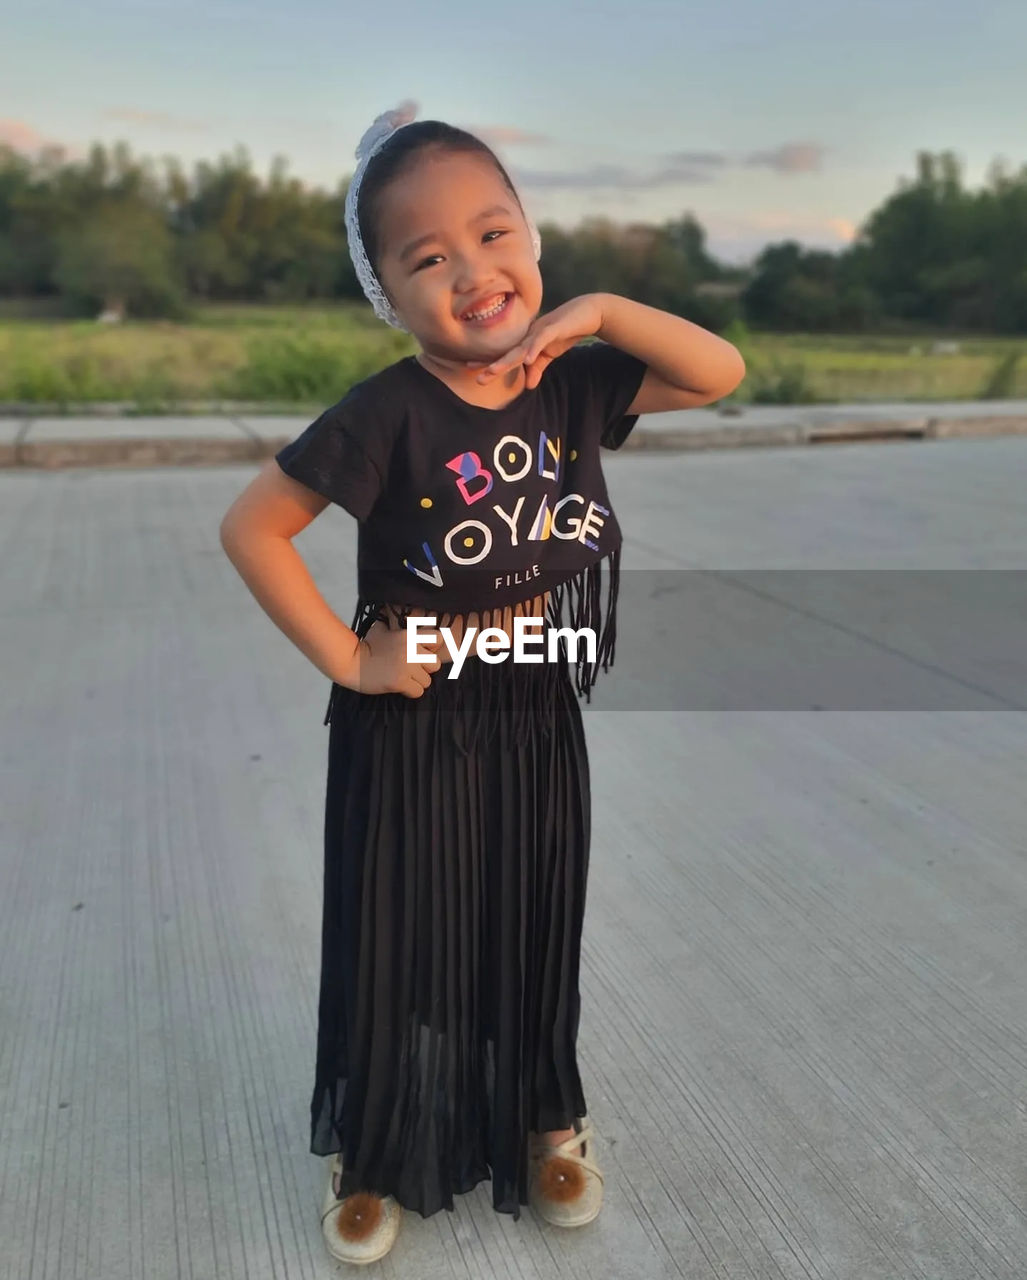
[0,302,1025,409]
[744,332,1027,404]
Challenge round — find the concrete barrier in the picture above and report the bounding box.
[3,411,1027,469]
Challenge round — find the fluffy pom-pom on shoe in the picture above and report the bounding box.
[528,1117,604,1227]
[535,1154,587,1202]
[332,1191,384,1242]
[320,1152,403,1265]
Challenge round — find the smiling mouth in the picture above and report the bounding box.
[460,293,513,322]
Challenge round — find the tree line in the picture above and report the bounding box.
[1,141,1025,333]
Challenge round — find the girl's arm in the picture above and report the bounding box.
[475,293,746,413]
[594,293,746,415]
[220,460,443,698]
[219,461,364,688]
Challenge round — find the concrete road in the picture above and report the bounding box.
[2,436,1026,1279]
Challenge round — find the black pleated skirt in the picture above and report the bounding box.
[310,645,591,1220]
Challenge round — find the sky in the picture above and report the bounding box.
[3,0,1026,266]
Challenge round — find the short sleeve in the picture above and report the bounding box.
[274,388,390,523]
[562,339,649,450]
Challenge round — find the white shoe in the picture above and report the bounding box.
[320,1151,403,1265]
[528,1115,604,1227]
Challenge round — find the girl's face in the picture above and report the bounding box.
[374,150,543,363]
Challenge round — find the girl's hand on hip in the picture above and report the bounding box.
[342,620,444,697]
[469,294,605,389]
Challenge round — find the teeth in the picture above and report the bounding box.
[463,294,508,320]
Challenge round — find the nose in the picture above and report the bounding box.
[452,246,500,295]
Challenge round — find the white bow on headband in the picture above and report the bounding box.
[343,100,542,332]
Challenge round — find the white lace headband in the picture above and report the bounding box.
[343,99,542,332]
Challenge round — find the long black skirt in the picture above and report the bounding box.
[310,647,591,1220]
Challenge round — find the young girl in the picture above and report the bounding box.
[220,101,744,1265]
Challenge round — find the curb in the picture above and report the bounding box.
[0,435,279,471]
[0,400,324,417]
[2,415,1027,471]
[620,414,1027,451]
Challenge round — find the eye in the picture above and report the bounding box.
[414,230,508,271]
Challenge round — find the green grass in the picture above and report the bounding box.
[737,332,1027,404]
[0,302,1025,409]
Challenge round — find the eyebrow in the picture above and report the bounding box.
[398,204,514,264]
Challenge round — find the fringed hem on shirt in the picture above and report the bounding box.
[322,545,621,753]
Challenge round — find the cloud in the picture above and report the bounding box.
[0,118,69,156]
[665,150,729,169]
[826,216,858,243]
[514,160,719,192]
[465,124,551,147]
[646,161,722,186]
[703,209,858,263]
[512,140,827,193]
[742,209,854,238]
[743,142,826,174]
[513,163,638,191]
[103,107,209,131]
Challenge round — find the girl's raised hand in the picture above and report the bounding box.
[344,619,444,697]
[469,294,605,389]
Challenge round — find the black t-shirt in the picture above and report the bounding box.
[275,340,647,618]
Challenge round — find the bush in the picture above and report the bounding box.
[720,316,752,350]
[979,348,1021,399]
[218,330,409,401]
[747,356,818,404]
